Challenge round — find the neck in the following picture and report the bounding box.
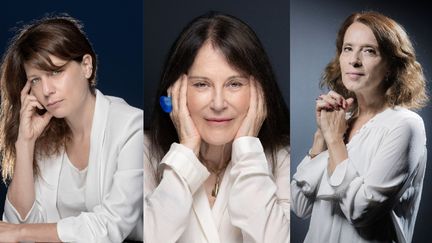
[65,93,96,140]
[199,142,232,172]
[355,90,387,117]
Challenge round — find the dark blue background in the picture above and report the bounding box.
[0,1,143,216]
[290,0,432,242]
[143,0,290,129]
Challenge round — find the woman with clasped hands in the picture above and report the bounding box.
[145,12,290,243]
[291,12,427,243]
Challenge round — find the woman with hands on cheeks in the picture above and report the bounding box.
[291,12,428,243]
[145,12,290,243]
[0,15,143,242]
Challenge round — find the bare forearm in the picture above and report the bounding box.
[326,137,348,175]
[18,223,60,242]
[310,129,327,156]
[7,140,36,219]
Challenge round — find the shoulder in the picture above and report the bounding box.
[376,107,426,144]
[374,107,424,130]
[105,95,143,123]
[96,91,143,143]
[95,92,143,134]
[383,107,424,130]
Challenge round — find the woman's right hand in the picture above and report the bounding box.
[311,91,353,157]
[168,75,201,155]
[17,81,53,144]
[315,91,353,130]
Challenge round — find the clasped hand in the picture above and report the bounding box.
[315,91,354,143]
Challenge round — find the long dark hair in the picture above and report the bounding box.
[0,14,98,181]
[149,11,289,168]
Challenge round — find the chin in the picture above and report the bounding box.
[47,110,67,119]
[201,133,235,146]
[342,80,361,91]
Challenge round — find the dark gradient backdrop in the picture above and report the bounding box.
[291,0,432,242]
[0,1,143,216]
[144,0,290,129]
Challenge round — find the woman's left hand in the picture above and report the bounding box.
[0,221,20,243]
[320,102,349,144]
[235,77,267,138]
[320,109,348,143]
[318,92,354,143]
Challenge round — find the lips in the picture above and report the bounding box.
[346,72,365,80]
[205,118,233,125]
[47,99,63,107]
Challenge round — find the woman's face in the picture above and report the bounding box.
[24,54,93,119]
[339,22,388,96]
[187,42,250,146]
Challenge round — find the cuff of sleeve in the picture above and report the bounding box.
[3,196,39,223]
[232,136,264,163]
[329,159,358,188]
[57,217,76,242]
[292,152,328,195]
[316,159,359,199]
[57,216,94,242]
[230,137,269,179]
[161,143,210,194]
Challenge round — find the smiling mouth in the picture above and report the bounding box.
[205,118,233,124]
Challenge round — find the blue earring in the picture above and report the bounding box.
[159,96,172,113]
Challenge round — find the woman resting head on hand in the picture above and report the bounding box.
[0,15,143,242]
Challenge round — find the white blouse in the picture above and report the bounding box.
[3,90,143,242]
[291,107,427,243]
[144,135,290,243]
[57,153,88,219]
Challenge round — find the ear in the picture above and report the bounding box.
[81,54,93,79]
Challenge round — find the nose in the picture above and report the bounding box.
[41,77,55,96]
[210,88,227,111]
[348,52,362,67]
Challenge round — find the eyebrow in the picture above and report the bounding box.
[26,74,38,80]
[188,75,247,81]
[343,42,379,49]
[25,61,70,81]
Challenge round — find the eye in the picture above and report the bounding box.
[30,78,41,85]
[227,81,244,89]
[363,48,377,55]
[342,46,352,52]
[51,69,62,76]
[192,82,209,88]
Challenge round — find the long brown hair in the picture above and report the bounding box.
[321,11,428,110]
[0,15,97,181]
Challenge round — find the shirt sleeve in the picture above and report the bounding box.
[3,197,45,223]
[228,137,290,243]
[290,151,328,219]
[56,111,144,243]
[144,141,210,243]
[316,117,425,227]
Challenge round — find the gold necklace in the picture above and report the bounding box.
[200,157,230,198]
